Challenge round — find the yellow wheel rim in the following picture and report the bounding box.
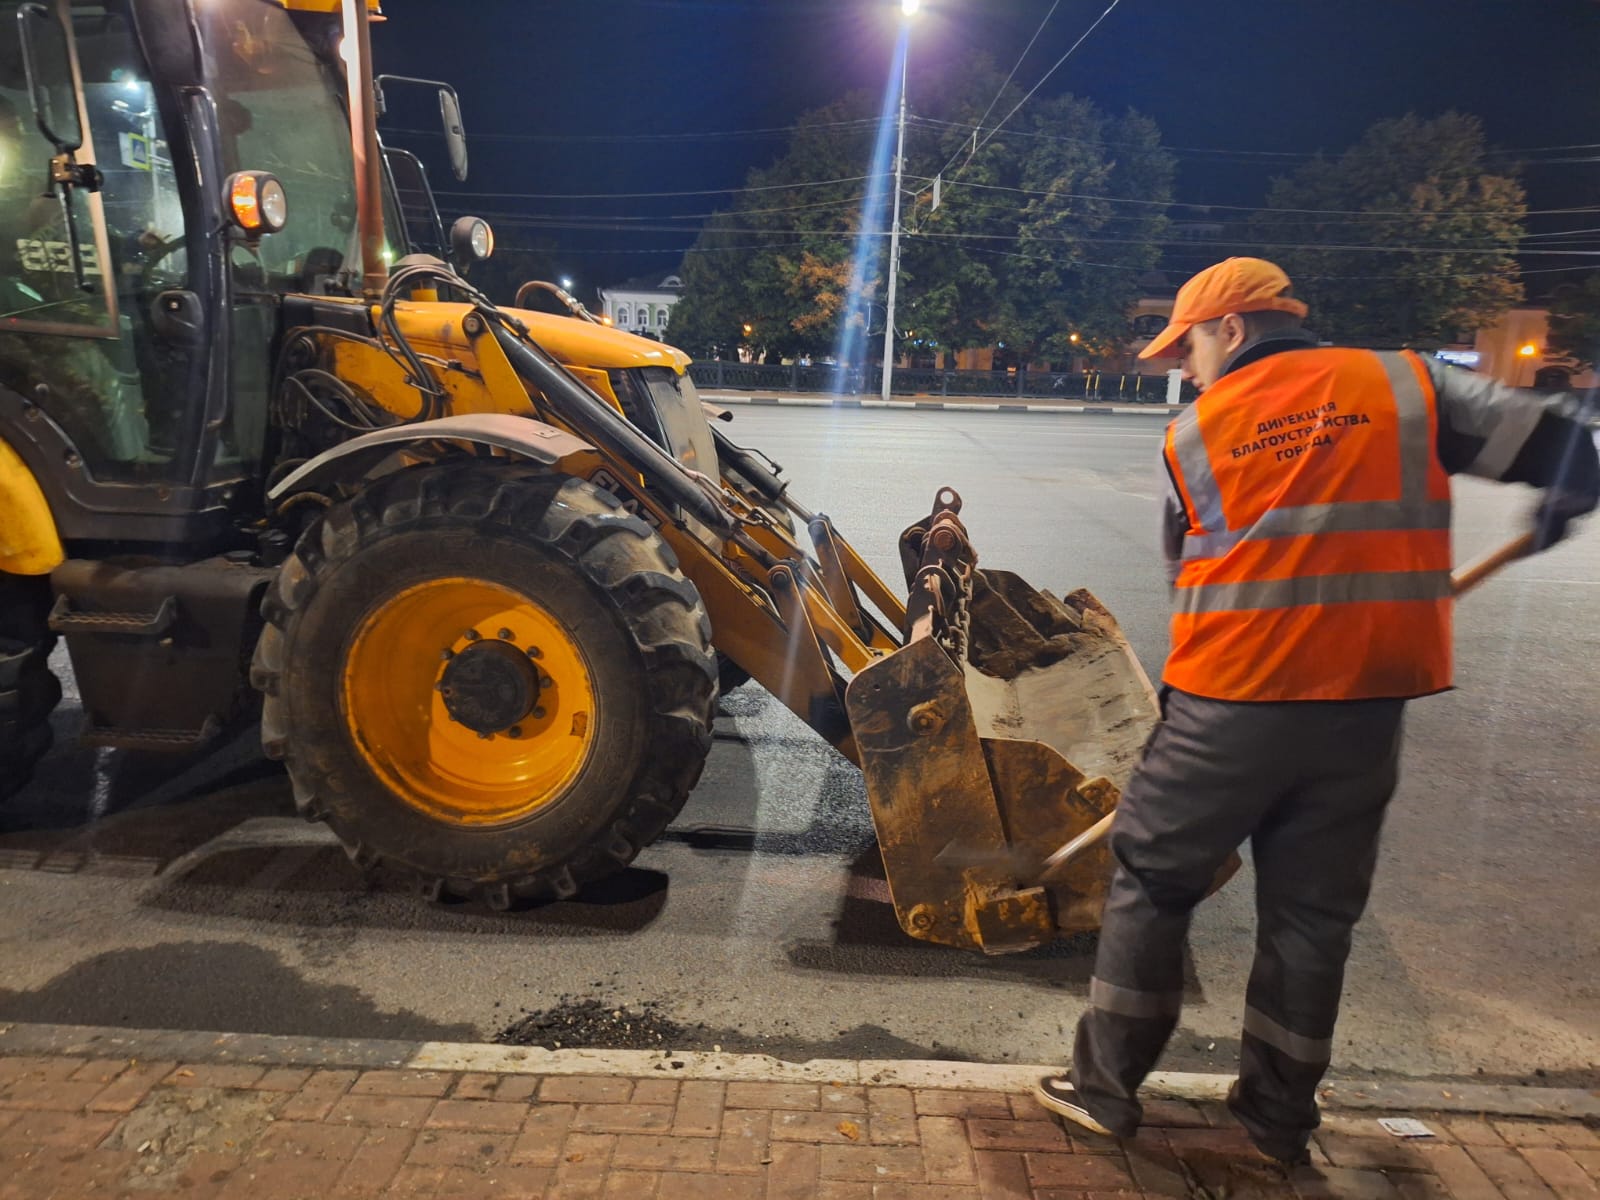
[342,577,597,826]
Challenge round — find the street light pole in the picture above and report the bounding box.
[881,1,916,403]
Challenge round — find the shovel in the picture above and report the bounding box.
[1450,531,1536,597]
[936,532,1540,884]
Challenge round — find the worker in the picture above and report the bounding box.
[1033,257,1599,1164]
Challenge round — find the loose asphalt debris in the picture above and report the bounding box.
[498,998,696,1051]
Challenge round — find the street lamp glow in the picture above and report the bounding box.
[1518,342,1538,357]
[880,15,913,403]
[901,0,920,15]
[560,276,573,291]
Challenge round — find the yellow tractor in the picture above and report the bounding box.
[0,0,1169,953]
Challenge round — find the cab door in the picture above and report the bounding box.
[0,0,203,490]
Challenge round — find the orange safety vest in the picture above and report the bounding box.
[1163,347,1453,702]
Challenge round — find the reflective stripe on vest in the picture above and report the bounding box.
[1163,348,1453,702]
[1173,569,1454,615]
[1174,352,1440,561]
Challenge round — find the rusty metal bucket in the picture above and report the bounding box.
[843,489,1174,955]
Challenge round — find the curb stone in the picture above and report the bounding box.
[2,1020,1593,1121]
[699,390,1181,416]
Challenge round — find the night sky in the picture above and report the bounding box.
[370,0,1600,299]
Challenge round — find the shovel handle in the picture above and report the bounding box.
[1452,532,1537,597]
[1038,810,1118,881]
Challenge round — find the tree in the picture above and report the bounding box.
[1248,113,1526,346]
[988,103,1174,363]
[1546,273,1600,372]
[668,95,880,361]
[668,58,1176,367]
[893,71,1176,367]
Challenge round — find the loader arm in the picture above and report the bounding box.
[279,281,894,762]
[279,270,1197,953]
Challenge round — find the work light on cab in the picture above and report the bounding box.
[225,171,288,238]
[451,216,494,263]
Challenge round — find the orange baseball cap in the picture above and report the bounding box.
[1138,257,1309,360]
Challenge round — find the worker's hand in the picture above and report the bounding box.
[1531,487,1598,551]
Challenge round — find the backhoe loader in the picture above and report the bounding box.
[0,0,1170,953]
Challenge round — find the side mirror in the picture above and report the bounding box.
[439,86,467,182]
[374,75,469,182]
[17,3,83,152]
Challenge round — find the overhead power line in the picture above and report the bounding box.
[926,177,1600,220]
[471,194,868,224]
[914,114,1600,166]
[928,0,1063,183]
[481,216,1586,257]
[906,228,1595,256]
[384,116,880,144]
[436,175,872,201]
[917,191,1587,236]
[957,0,1124,168]
[494,235,1598,283]
[439,167,1594,222]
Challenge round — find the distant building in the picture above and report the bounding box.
[598,272,684,339]
[1122,296,1596,390]
[1465,306,1595,390]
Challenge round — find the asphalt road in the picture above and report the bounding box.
[2,408,1596,1085]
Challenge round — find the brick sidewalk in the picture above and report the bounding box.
[1,1053,1596,1198]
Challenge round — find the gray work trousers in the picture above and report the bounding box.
[1069,686,1406,1157]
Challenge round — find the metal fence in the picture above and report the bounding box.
[687,360,1185,403]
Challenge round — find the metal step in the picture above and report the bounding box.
[80,714,221,752]
[48,594,178,637]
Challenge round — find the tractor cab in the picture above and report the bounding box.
[0,0,461,550]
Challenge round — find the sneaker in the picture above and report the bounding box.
[1032,1076,1114,1136]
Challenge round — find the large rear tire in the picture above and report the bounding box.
[0,573,61,804]
[251,464,716,907]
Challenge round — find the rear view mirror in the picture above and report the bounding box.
[439,86,467,181]
[17,3,82,152]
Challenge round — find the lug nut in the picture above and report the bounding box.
[477,731,492,740]
[498,628,515,641]
[533,707,547,719]
[507,725,523,739]
[463,629,481,642]
[525,646,542,659]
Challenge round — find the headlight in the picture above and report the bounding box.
[259,177,288,231]
[450,216,494,264]
[225,171,288,237]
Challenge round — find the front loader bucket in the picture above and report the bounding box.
[843,491,1166,955]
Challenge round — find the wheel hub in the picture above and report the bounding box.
[438,640,540,734]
